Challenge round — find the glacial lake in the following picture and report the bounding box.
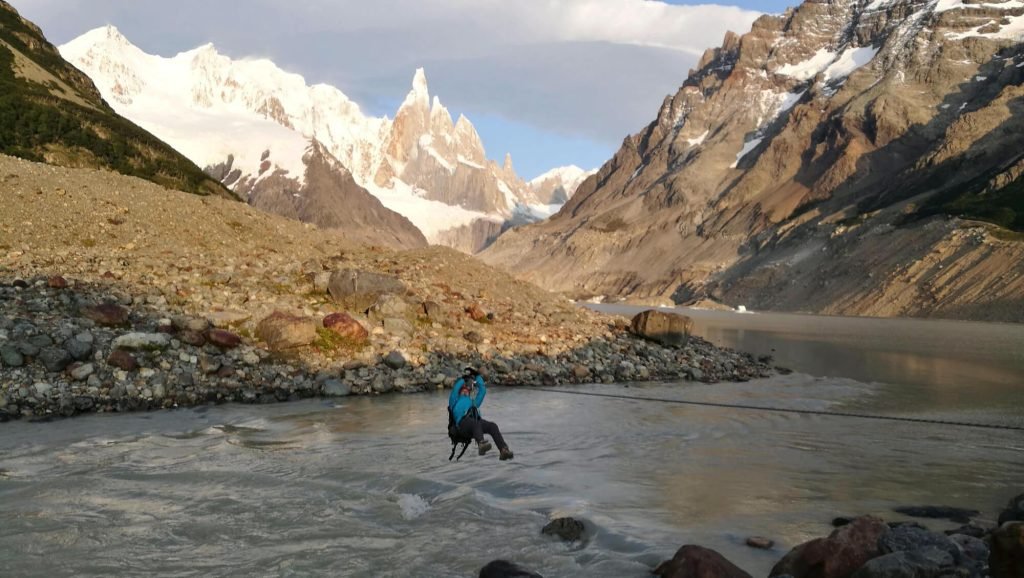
[1,307,1022,577]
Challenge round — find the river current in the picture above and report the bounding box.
[2,307,1023,577]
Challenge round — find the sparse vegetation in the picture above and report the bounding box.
[0,8,229,198]
[312,327,366,354]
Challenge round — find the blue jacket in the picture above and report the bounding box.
[448,375,486,425]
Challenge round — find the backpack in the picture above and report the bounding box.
[447,405,478,461]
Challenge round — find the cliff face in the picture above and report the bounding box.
[482,0,1024,321]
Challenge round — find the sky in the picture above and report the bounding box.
[10,0,797,180]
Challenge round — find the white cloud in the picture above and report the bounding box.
[10,0,762,154]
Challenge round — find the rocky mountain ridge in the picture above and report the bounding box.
[60,27,556,252]
[0,1,228,197]
[482,0,1024,322]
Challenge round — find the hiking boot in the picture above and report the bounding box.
[477,440,492,455]
[499,447,514,461]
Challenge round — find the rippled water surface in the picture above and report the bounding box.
[2,310,1024,577]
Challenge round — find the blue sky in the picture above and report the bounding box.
[467,1,799,177]
[14,0,798,180]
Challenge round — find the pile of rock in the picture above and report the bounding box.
[482,494,1024,578]
[0,269,773,420]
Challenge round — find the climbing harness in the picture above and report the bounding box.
[447,404,481,461]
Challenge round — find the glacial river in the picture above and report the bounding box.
[1,307,1023,577]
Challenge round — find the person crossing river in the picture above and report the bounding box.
[448,367,514,460]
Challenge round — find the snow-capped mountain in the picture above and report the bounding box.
[482,0,1024,320]
[529,165,597,204]
[59,26,549,251]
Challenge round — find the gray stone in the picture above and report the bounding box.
[112,333,171,351]
[323,379,351,397]
[850,548,953,578]
[1,345,24,367]
[541,517,586,542]
[64,337,93,361]
[28,334,54,349]
[69,363,95,381]
[382,318,413,335]
[879,525,960,562]
[33,382,53,397]
[39,347,73,372]
[371,294,409,317]
[16,341,40,357]
[384,350,407,369]
[327,269,406,312]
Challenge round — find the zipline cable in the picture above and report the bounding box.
[526,387,1024,432]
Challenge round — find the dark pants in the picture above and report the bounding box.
[458,416,508,450]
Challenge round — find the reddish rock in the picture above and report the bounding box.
[178,330,207,347]
[747,536,774,550]
[654,545,752,578]
[106,349,138,371]
[257,311,316,351]
[769,516,888,578]
[82,303,130,327]
[47,276,67,289]
[323,313,368,342]
[466,303,488,322]
[206,329,241,349]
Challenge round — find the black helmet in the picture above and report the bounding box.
[463,366,477,377]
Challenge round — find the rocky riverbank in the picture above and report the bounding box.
[484,494,1024,578]
[0,155,775,421]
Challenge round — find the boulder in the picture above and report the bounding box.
[1,345,25,367]
[81,303,130,327]
[630,310,693,347]
[990,522,1024,578]
[998,493,1024,525]
[541,517,585,542]
[654,545,752,578]
[479,560,543,578]
[370,294,409,317]
[747,537,775,550]
[879,525,960,562]
[323,379,351,397]
[39,347,72,372]
[383,350,406,370]
[323,313,368,342]
[770,516,889,578]
[382,318,413,336]
[64,337,92,361]
[327,269,406,312]
[106,349,138,371]
[206,329,241,349]
[850,548,954,578]
[257,312,316,351]
[47,275,67,289]
[422,300,444,321]
[466,303,488,322]
[178,330,207,347]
